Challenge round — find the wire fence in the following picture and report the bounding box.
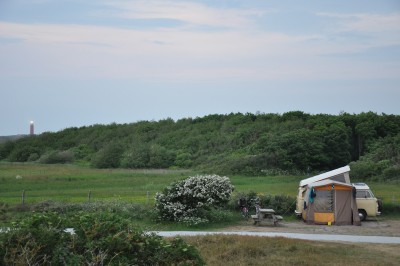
[3,189,157,206]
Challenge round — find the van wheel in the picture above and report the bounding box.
[359,210,367,221]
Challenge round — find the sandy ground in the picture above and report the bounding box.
[223,217,400,237]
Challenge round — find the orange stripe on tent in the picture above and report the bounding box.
[314,212,334,223]
[316,185,352,191]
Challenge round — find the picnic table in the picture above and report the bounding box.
[251,208,283,226]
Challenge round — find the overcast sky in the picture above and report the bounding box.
[1,0,400,135]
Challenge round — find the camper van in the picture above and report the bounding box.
[295,166,381,221]
[301,179,361,225]
[352,183,381,221]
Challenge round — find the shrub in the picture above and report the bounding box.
[260,194,296,214]
[231,191,296,215]
[155,174,234,225]
[175,152,193,168]
[349,160,379,180]
[39,150,74,164]
[27,201,155,221]
[27,152,40,162]
[8,145,40,162]
[0,212,204,265]
[120,144,150,168]
[383,166,400,180]
[0,141,15,160]
[91,142,123,168]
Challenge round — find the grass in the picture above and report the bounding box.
[1,163,399,264]
[184,235,400,266]
[0,163,303,205]
[0,163,192,204]
[1,163,399,214]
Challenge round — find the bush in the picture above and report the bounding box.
[349,160,379,180]
[8,145,40,162]
[39,150,74,164]
[383,166,400,180]
[0,141,15,160]
[231,191,296,215]
[155,174,234,225]
[26,201,155,221]
[0,212,204,265]
[260,194,296,214]
[91,142,123,168]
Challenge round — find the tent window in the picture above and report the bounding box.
[331,174,345,183]
[314,190,334,212]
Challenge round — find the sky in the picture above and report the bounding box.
[0,0,399,135]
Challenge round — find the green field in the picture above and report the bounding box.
[1,163,398,207]
[1,163,400,265]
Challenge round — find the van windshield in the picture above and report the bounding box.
[356,190,374,198]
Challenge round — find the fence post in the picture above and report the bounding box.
[88,190,92,202]
[22,190,25,205]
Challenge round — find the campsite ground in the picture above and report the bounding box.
[223,218,400,237]
[184,218,400,266]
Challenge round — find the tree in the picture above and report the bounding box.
[120,143,150,168]
[91,142,123,168]
[148,144,175,168]
[0,141,15,160]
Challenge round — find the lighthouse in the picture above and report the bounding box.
[30,121,34,135]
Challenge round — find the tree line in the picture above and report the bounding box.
[1,111,399,180]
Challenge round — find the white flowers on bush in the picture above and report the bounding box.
[155,174,234,225]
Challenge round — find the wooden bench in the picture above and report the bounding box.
[251,208,283,226]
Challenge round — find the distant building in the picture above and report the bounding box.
[30,121,34,135]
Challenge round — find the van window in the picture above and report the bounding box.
[356,190,372,198]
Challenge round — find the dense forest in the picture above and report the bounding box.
[1,111,399,180]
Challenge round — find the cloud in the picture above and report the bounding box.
[101,0,267,30]
[0,2,399,81]
[0,20,312,79]
[316,12,400,50]
[317,12,400,33]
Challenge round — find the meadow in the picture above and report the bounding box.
[1,163,400,265]
[0,163,303,205]
[1,163,399,213]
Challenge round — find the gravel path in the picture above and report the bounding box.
[155,231,400,244]
[155,218,400,244]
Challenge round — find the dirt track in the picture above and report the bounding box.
[224,218,400,237]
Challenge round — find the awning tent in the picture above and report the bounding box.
[302,180,361,226]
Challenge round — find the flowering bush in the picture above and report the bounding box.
[155,174,234,225]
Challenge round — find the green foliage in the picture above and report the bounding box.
[2,112,400,178]
[0,212,204,265]
[148,144,176,168]
[155,175,235,225]
[350,133,400,181]
[8,144,41,162]
[121,143,150,168]
[231,191,296,215]
[91,142,124,168]
[0,141,15,160]
[69,144,93,160]
[39,150,75,164]
[175,151,194,168]
[24,201,155,221]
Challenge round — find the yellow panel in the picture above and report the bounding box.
[314,212,334,224]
